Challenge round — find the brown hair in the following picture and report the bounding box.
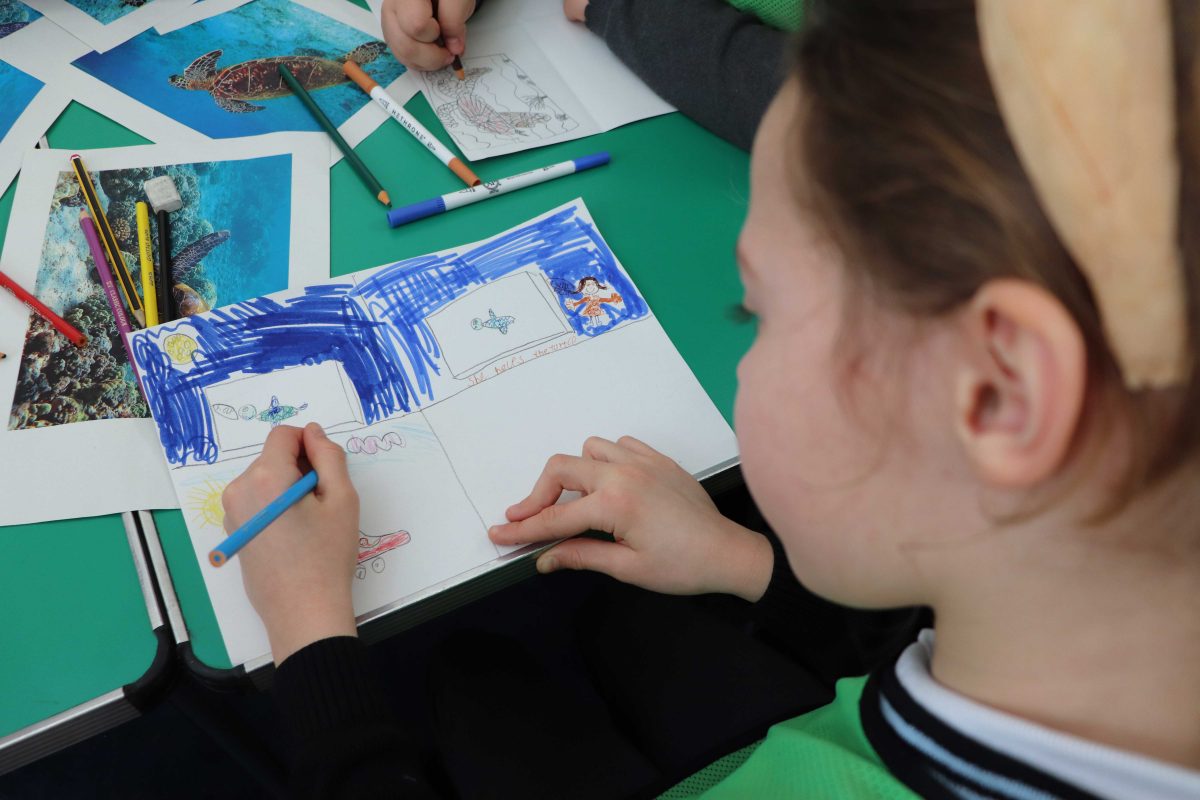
[575,276,607,293]
[791,0,1200,507]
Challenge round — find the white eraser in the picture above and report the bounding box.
[143,175,183,213]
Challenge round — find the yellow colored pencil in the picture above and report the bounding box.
[136,202,159,327]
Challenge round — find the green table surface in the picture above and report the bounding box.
[2,80,751,715]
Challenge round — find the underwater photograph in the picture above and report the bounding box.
[0,0,39,38]
[8,154,292,430]
[74,0,406,138]
[0,59,44,138]
[64,0,142,25]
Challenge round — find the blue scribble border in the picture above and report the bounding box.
[132,205,648,465]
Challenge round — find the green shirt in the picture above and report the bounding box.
[661,676,920,799]
[728,0,805,31]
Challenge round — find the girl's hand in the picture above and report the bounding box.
[563,0,588,23]
[221,423,361,665]
[489,436,774,601]
[381,0,477,71]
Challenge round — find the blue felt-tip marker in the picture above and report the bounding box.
[387,152,611,227]
[209,470,318,567]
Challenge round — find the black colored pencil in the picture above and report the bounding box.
[156,209,174,322]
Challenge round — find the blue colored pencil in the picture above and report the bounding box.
[209,470,319,567]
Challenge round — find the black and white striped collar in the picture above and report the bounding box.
[860,631,1200,800]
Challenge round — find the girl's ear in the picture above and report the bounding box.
[953,279,1087,487]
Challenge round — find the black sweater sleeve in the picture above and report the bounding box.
[583,0,790,150]
[272,636,441,799]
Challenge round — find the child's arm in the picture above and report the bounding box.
[223,424,442,798]
[489,435,775,602]
[567,0,789,151]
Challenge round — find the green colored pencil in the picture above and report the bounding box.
[278,64,391,207]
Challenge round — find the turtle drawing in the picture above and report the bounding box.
[237,396,310,427]
[168,42,388,114]
[470,309,516,335]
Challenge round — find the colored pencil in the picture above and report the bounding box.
[387,153,611,227]
[278,64,391,207]
[70,154,145,327]
[431,0,465,80]
[156,209,174,322]
[80,211,140,384]
[136,202,159,327]
[209,470,319,567]
[0,268,88,347]
[343,60,480,187]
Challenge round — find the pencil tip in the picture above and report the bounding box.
[379,190,392,207]
[455,68,465,81]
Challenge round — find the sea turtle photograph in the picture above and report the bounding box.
[169,42,388,114]
[72,0,407,139]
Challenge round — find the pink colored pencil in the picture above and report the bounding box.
[80,211,140,383]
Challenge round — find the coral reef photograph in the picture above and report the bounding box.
[64,0,143,25]
[74,0,406,138]
[0,0,41,39]
[8,154,292,430]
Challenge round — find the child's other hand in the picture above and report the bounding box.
[381,0,476,70]
[490,436,773,601]
[563,0,588,23]
[222,423,361,665]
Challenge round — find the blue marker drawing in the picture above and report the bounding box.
[470,309,516,335]
[132,203,650,466]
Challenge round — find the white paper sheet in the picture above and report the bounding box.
[7,0,419,165]
[0,43,70,196]
[416,10,672,160]
[0,133,331,526]
[22,0,183,53]
[129,199,738,666]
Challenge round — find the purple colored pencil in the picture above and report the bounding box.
[80,210,143,394]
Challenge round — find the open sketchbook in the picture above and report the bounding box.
[130,200,739,667]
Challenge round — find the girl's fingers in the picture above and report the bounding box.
[256,425,305,472]
[505,454,600,521]
[535,537,637,581]
[580,435,632,463]
[615,435,660,458]
[490,493,607,545]
[394,0,439,42]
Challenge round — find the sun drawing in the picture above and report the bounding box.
[186,478,227,529]
[163,333,200,365]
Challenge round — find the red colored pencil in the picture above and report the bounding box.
[0,268,88,347]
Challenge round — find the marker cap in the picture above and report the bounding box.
[573,152,611,172]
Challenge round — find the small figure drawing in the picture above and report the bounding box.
[168,42,388,114]
[212,396,308,427]
[568,276,623,329]
[346,432,405,455]
[470,309,516,335]
[356,530,411,580]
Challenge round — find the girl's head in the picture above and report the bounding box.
[736,0,1200,610]
[576,276,606,295]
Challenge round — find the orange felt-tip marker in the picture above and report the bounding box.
[344,60,480,187]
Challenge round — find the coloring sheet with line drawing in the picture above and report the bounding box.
[130,199,738,667]
[0,133,331,527]
[418,21,671,160]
